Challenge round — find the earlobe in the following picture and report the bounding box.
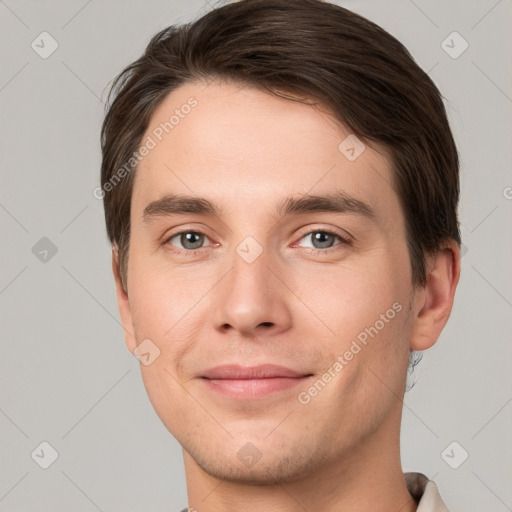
[111,246,137,354]
[410,240,461,351]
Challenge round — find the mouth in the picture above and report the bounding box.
[199,364,314,399]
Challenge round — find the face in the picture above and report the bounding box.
[119,80,421,484]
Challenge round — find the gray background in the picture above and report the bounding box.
[1,0,511,510]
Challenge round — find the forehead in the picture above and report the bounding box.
[133,80,399,223]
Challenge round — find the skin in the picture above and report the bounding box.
[112,80,460,511]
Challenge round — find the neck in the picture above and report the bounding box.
[182,407,417,512]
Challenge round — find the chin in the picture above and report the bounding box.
[184,437,331,486]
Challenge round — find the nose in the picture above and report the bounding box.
[212,243,293,338]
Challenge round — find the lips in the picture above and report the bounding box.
[199,364,314,399]
[201,364,311,380]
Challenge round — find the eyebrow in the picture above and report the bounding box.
[142,191,375,224]
[143,194,221,221]
[279,192,375,218]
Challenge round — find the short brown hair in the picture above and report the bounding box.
[100,0,460,292]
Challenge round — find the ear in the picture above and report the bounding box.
[410,240,461,351]
[112,246,137,354]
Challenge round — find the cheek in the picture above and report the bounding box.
[292,255,406,336]
[126,256,214,402]
[127,253,203,340]
[312,302,411,437]
[300,258,411,395]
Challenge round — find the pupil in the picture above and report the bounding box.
[182,232,203,249]
[313,232,333,248]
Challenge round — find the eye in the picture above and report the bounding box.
[165,230,213,252]
[295,229,350,251]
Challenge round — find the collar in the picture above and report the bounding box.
[405,472,450,511]
[179,472,450,512]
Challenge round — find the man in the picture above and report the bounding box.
[99,0,461,510]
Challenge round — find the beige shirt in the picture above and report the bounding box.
[179,472,449,511]
[405,472,450,511]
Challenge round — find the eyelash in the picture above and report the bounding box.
[291,229,352,255]
[163,229,217,257]
[162,227,351,256]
